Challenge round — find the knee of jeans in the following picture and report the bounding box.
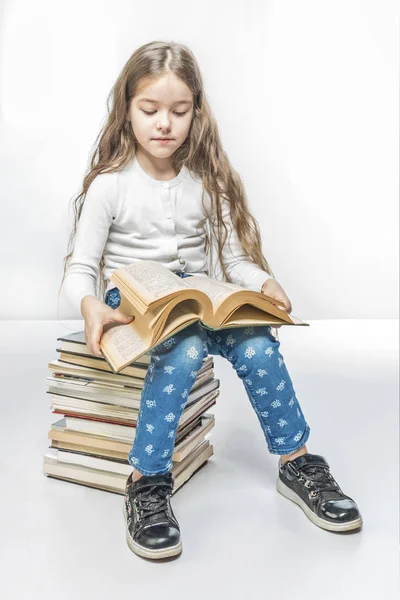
[172,326,207,368]
[236,326,280,356]
[150,324,207,364]
[177,328,206,360]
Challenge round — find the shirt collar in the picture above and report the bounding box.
[129,154,188,189]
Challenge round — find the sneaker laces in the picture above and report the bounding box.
[292,463,347,502]
[133,482,174,526]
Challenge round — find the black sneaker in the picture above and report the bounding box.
[277,453,363,532]
[123,471,182,559]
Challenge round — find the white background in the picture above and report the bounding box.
[0,0,398,320]
[0,4,398,596]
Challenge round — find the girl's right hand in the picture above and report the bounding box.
[81,295,135,357]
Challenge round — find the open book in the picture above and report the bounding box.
[100,261,309,373]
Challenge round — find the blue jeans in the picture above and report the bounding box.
[104,272,310,475]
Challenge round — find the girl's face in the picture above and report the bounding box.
[127,73,194,162]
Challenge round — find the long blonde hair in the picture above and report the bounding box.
[59,40,277,315]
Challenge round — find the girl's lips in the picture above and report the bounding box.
[153,139,173,144]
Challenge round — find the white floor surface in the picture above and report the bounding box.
[0,319,398,600]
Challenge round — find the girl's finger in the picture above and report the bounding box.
[91,324,103,357]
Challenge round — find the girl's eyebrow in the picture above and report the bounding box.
[138,98,192,105]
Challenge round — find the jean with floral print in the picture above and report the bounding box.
[104,272,311,476]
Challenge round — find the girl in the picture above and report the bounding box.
[59,40,362,561]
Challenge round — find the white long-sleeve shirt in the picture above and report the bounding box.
[59,155,273,316]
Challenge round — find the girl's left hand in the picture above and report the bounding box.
[261,279,292,328]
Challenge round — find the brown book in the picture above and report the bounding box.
[100,260,309,373]
[48,376,220,424]
[48,355,213,388]
[46,368,217,409]
[56,351,148,379]
[49,414,207,461]
[56,330,151,365]
[49,414,215,463]
[48,394,218,456]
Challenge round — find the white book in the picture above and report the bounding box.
[43,442,214,495]
[51,389,219,442]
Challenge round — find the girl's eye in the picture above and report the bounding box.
[142,110,187,117]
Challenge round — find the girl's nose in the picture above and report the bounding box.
[157,114,171,129]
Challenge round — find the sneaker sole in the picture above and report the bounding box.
[122,499,183,559]
[276,476,363,532]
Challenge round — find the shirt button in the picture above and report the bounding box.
[166,212,172,219]
[161,183,168,189]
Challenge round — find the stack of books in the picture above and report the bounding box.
[43,330,219,495]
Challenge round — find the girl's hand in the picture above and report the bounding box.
[261,279,292,329]
[81,295,135,357]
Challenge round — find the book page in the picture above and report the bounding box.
[161,299,201,328]
[100,323,149,371]
[153,300,201,343]
[183,275,243,311]
[119,261,188,303]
